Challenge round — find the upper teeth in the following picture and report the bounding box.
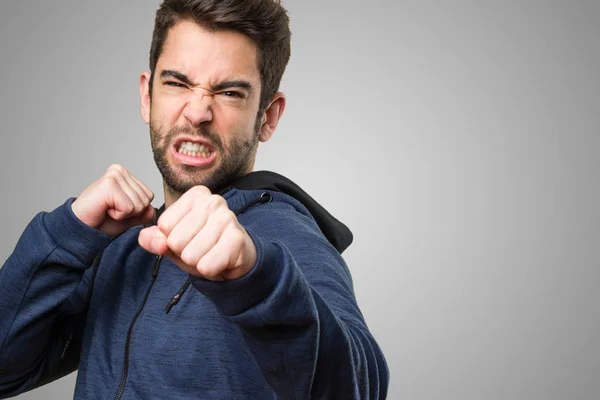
[180,141,208,152]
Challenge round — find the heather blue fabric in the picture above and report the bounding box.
[0,188,389,399]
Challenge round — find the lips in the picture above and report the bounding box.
[171,137,217,167]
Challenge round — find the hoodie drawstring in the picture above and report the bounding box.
[164,192,273,314]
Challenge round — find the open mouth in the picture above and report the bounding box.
[177,141,213,158]
[172,139,217,167]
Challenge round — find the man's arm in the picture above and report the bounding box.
[191,201,389,399]
[0,164,154,398]
[0,199,110,397]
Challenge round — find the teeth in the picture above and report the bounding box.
[179,141,211,158]
[181,141,207,150]
[177,144,210,158]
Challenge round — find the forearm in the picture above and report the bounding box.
[192,233,389,399]
[0,199,110,391]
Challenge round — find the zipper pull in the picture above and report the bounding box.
[164,294,181,314]
[164,278,192,314]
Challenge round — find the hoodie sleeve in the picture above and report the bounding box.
[0,198,110,398]
[191,201,389,399]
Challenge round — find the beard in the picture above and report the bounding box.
[149,118,260,195]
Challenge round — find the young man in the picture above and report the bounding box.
[0,1,389,399]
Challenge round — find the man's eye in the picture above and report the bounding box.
[221,91,243,98]
[165,81,187,88]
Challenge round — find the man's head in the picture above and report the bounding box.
[139,0,291,197]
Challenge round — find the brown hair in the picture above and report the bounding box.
[149,0,291,113]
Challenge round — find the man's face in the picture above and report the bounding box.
[143,20,265,194]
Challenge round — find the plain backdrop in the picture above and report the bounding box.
[1,1,599,399]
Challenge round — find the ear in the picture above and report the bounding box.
[258,92,286,143]
[140,71,152,124]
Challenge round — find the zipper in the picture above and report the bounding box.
[60,333,73,360]
[114,255,163,400]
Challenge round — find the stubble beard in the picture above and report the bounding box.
[150,117,261,195]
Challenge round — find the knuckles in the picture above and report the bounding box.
[207,194,227,209]
[196,263,220,280]
[179,247,198,267]
[229,227,247,253]
[214,207,236,226]
[166,233,186,255]
[188,186,226,209]
[188,185,212,199]
[107,163,127,174]
[157,217,171,235]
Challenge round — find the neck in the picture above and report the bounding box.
[163,182,182,208]
[161,164,257,209]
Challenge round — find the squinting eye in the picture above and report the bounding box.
[165,81,187,88]
[221,91,243,98]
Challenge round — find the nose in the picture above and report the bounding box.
[182,87,214,127]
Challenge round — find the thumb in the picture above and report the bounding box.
[138,226,169,255]
[138,227,199,276]
[118,206,157,231]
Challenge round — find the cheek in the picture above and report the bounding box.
[151,97,185,128]
[213,106,257,137]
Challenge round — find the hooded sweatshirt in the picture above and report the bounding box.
[0,171,389,399]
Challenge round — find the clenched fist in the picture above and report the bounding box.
[138,186,257,281]
[72,164,155,237]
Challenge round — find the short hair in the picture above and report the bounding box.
[149,0,291,113]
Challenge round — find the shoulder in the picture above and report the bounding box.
[227,189,324,241]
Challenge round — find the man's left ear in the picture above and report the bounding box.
[258,92,286,143]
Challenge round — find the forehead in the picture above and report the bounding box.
[157,20,260,86]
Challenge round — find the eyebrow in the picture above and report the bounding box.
[212,80,253,93]
[160,69,194,86]
[160,69,254,94]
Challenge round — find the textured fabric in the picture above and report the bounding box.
[0,183,389,399]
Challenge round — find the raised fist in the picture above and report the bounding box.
[138,186,257,281]
[71,164,155,236]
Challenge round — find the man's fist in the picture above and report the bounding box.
[72,164,155,237]
[138,186,257,281]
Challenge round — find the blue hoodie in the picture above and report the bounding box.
[0,171,389,399]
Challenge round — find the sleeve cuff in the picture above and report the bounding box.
[190,228,284,316]
[42,197,112,265]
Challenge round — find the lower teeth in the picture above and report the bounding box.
[180,150,209,158]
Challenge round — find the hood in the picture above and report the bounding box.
[225,171,353,254]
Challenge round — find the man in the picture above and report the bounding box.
[0,0,389,399]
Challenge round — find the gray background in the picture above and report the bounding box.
[1,0,599,399]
